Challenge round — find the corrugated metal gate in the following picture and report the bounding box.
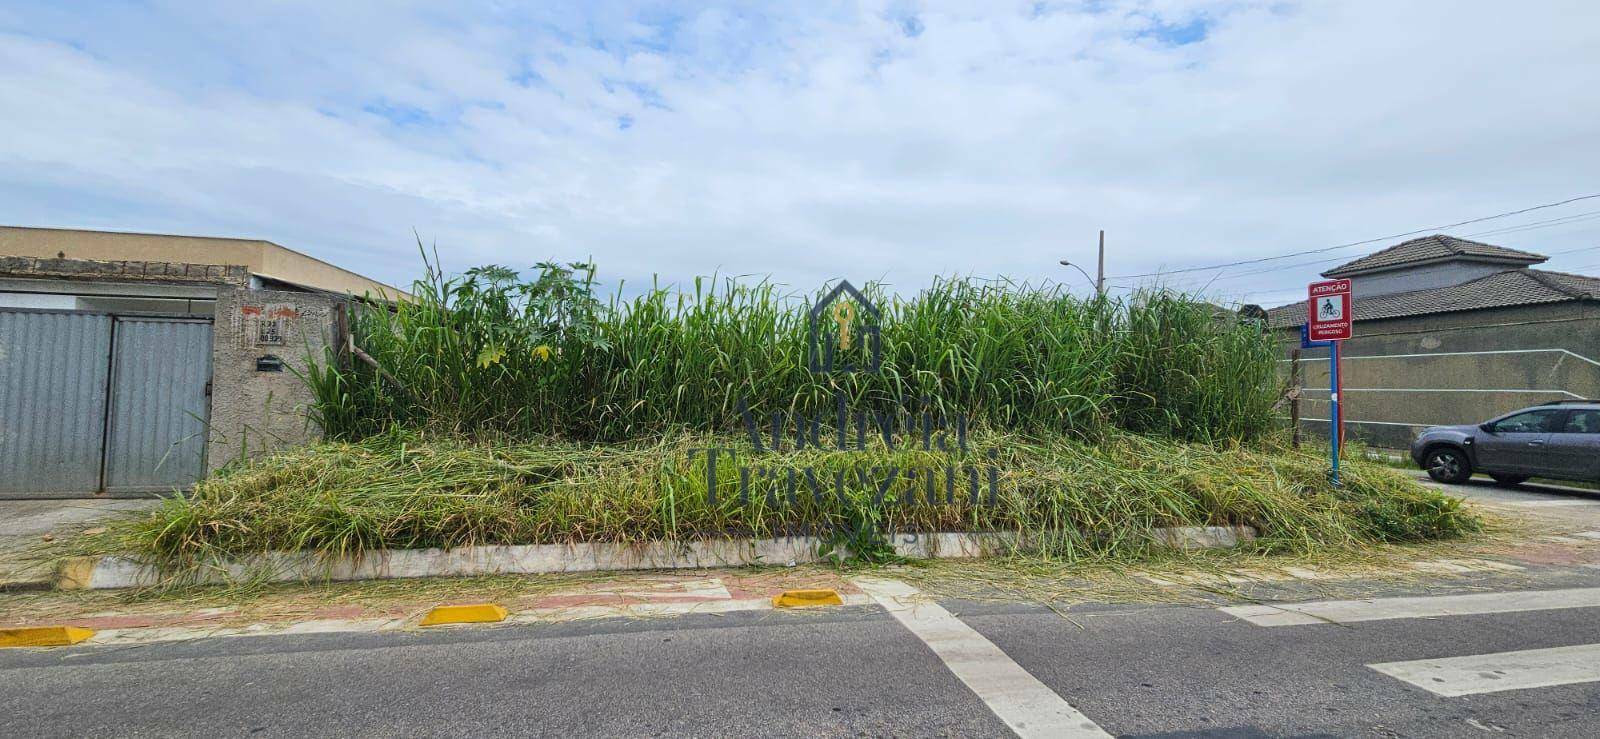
[0,309,212,498]
[0,311,112,494]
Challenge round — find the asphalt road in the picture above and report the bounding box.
[4,480,1600,737]
[5,569,1600,737]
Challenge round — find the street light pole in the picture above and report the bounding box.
[1060,230,1107,298]
[1057,260,1096,292]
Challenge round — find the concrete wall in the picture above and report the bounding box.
[0,256,235,314]
[207,287,343,471]
[1279,301,1600,449]
[0,258,347,492]
[1343,260,1513,298]
[0,254,248,286]
[0,226,404,298]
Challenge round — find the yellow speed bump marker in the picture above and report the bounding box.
[0,626,96,648]
[772,589,844,608]
[419,603,508,627]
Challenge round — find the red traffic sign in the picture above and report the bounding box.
[1307,279,1352,341]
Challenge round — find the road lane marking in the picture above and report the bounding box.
[1508,499,1600,508]
[852,576,1109,739]
[1221,587,1600,626]
[1370,644,1600,696]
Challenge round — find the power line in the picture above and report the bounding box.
[1146,248,1600,304]
[1108,193,1600,280]
[1107,242,1600,307]
[1120,222,1600,292]
[1464,210,1600,238]
[1548,244,1600,257]
[1109,254,1347,289]
[1127,240,1600,294]
[1105,256,1338,290]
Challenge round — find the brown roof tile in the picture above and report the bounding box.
[1267,268,1600,328]
[1322,234,1545,277]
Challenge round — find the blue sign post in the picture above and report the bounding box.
[1306,279,1352,485]
[1300,324,1343,486]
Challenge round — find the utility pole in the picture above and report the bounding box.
[1096,230,1105,297]
[1059,230,1108,297]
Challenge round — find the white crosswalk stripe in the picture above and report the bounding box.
[1221,587,1600,626]
[1369,644,1600,696]
[1224,586,1600,699]
[853,576,1109,738]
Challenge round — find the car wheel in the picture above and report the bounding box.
[1425,447,1472,484]
[1490,474,1529,487]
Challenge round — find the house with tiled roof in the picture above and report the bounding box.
[1267,235,1599,329]
[1269,235,1600,449]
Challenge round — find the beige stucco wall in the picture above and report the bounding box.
[207,286,343,471]
[1277,301,1600,448]
[0,226,406,299]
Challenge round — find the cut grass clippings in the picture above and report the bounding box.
[96,428,1480,585]
[888,528,1537,610]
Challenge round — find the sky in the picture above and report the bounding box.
[2,1,1598,306]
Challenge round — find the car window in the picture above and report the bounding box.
[1491,409,1566,433]
[1561,409,1600,434]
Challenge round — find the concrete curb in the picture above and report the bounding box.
[1152,525,1256,549]
[56,526,1256,591]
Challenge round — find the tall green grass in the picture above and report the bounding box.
[308,261,1280,444]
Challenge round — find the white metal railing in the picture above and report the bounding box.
[1299,417,1423,427]
[1280,347,1600,368]
[1297,387,1584,398]
[1281,347,1598,431]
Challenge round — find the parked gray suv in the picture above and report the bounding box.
[1411,400,1600,485]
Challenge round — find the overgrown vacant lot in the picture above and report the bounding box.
[115,430,1476,568]
[106,263,1477,570]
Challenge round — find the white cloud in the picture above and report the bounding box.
[2,0,1598,304]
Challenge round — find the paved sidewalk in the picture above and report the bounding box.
[8,558,1600,737]
[5,483,1598,646]
[0,499,160,589]
[0,568,869,645]
[8,531,1598,649]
